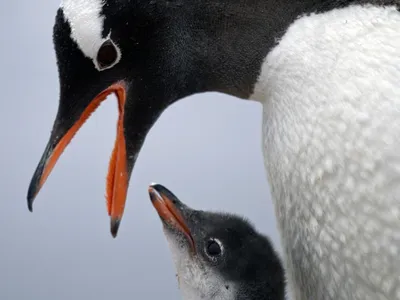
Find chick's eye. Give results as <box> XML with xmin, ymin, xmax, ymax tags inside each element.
<box><xmin>206</xmin><ymin>240</ymin><xmax>221</xmax><ymax>256</ymax></box>
<box><xmin>96</xmin><ymin>40</ymin><xmax>118</xmax><ymax>69</ymax></box>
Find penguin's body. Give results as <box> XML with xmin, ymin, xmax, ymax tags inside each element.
<box><xmin>148</xmin><ymin>183</ymin><xmax>285</xmax><ymax>300</ymax></box>
<box><xmin>252</xmin><ymin>5</ymin><xmax>400</xmax><ymax>299</ymax></box>
<box><xmin>27</xmin><ymin>0</ymin><xmax>400</xmax><ymax>299</ymax></box>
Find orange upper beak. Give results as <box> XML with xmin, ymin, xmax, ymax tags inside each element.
<box><xmin>27</xmin><ymin>82</ymin><xmax>129</xmax><ymax>237</ymax></box>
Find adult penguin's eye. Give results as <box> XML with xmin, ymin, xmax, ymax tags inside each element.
<box><xmin>206</xmin><ymin>239</ymin><xmax>222</xmax><ymax>256</ymax></box>
<box><xmin>96</xmin><ymin>39</ymin><xmax>120</xmax><ymax>70</ymax></box>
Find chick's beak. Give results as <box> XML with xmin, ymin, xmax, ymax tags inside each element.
<box><xmin>148</xmin><ymin>184</ymin><xmax>196</xmax><ymax>252</ymax></box>
<box><xmin>27</xmin><ymin>82</ymin><xmax>129</xmax><ymax>237</ymax></box>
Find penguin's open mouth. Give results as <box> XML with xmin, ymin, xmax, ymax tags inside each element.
<box><xmin>148</xmin><ymin>184</ymin><xmax>196</xmax><ymax>253</ymax></box>
<box><xmin>27</xmin><ymin>82</ymin><xmax>129</xmax><ymax>237</ymax></box>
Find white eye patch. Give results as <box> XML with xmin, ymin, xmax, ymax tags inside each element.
<box><xmin>60</xmin><ymin>0</ymin><xmax>121</xmax><ymax>71</ymax></box>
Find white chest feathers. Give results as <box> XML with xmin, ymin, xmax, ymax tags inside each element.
<box><xmin>162</xmin><ymin>230</ymin><xmax>237</xmax><ymax>300</ymax></box>
<box><xmin>251</xmin><ymin>4</ymin><xmax>400</xmax><ymax>300</ymax></box>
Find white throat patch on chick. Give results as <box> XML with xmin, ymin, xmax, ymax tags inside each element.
<box><xmin>163</xmin><ymin>229</ymin><xmax>237</xmax><ymax>300</ymax></box>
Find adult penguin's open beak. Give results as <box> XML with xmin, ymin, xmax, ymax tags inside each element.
<box><xmin>27</xmin><ymin>81</ymin><xmax>135</xmax><ymax>237</ymax></box>
<box><xmin>28</xmin><ymin>7</ymin><xmax>174</xmax><ymax>238</ymax></box>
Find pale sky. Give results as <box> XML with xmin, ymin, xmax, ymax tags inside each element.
<box><xmin>0</xmin><ymin>1</ymin><xmax>281</xmax><ymax>299</ymax></box>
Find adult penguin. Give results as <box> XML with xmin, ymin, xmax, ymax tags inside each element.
<box><xmin>28</xmin><ymin>0</ymin><xmax>400</xmax><ymax>299</ymax></box>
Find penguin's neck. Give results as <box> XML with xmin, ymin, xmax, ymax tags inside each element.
<box><xmin>164</xmin><ymin>0</ymin><xmax>360</xmax><ymax>101</ymax></box>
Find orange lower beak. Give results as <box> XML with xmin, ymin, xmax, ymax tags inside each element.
<box><xmin>27</xmin><ymin>82</ymin><xmax>129</xmax><ymax>237</ymax></box>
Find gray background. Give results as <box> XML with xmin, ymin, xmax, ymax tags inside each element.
<box><xmin>0</xmin><ymin>1</ymin><xmax>281</xmax><ymax>299</ymax></box>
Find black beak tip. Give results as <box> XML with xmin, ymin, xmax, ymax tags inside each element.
<box><xmin>149</xmin><ymin>182</ymin><xmax>162</xmax><ymax>189</ymax></box>
<box><xmin>148</xmin><ymin>183</ymin><xmax>182</xmax><ymax>207</ymax></box>
<box><xmin>110</xmin><ymin>218</ymin><xmax>121</xmax><ymax>238</ymax></box>
<box><xmin>150</xmin><ymin>183</ymin><xmax>171</xmax><ymax>194</ymax></box>
<box><xmin>27</xmin><ymin>180</ymin><xmax>38</xmax><ymax>212</ymax></box>
<box><xmin>148</xmin><ymin>183</ymin><xmax>159</xmax><ymax>201</ymax></box>
<box><xmin>27</xmin><ymin>202</ymin><xmax>33</xmax><ymax>212</ymax></box>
